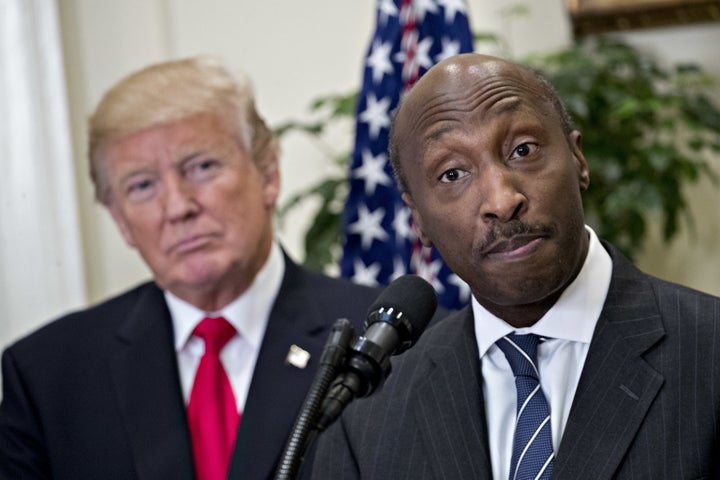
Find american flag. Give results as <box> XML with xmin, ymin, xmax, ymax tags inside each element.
<box><xmin>340</xmin><ymin>0</ymin><xmax>474</xmax><ymax>310</ymax></box>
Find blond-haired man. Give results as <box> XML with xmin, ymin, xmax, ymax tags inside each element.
<box><xmin>0</xmin><ymin>57</ymin><xmax>381</xmax><ymax>480</ymax></box>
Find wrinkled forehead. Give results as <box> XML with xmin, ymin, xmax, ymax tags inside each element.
<box><xmin>394</xmin><ymin>57</ymin><xmax>552</xmax><ymax>146</ymax></box>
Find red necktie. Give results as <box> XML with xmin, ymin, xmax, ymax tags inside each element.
<box><xmin>187</xmin><ymin>317</ymin><xmax>241</xmax><ymax>480</ymax></box>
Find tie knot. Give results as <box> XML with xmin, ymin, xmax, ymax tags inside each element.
<box><xmin>496</xmin><ymin>333</ymin><xmax>541</xmax><ymax>379</ymax></box>
<box><xmin>193</xmin><ymin>316</ymin><xmax>236</xmax><ymax>355</ymax></box>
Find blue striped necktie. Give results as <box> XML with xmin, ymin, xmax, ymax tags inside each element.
<box><xmin>496</xmin><ymin>333</ymin><xmax>555</xmax><ymax>480</ymax></box>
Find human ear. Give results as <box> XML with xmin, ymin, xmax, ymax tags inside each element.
<box><xmin>261</xmin><ymin>153</ymin><xmax>281</xmax><ymax>208</ymax></box>
<box><xmin>570</xmin><ymin>131</ymin><xmax>590</xmax><ymax>191</ymax></box>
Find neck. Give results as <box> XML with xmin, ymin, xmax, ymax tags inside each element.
<box><xmin>481</xmin><ymin>291</ymin><xmax>563</xmax><ymax>329</ymax></box>
<box><xmin>170</xmin><ymin>277</ymin><xmax>252</xmax><ymax>313</ymax></box>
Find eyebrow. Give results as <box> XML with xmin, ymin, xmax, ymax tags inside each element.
<box><xmin>178</xmin><ymin>150</ymin><xmax>206</xmax><ymax>166</ymax></box>
<box><xmin>426</xmin><ymin>124</ymin><xmax>458</xmax><ymax>143</ymax></box>
<box><xmin>116</xmin><ymin>150</ymin><xmax>209</xmax><ymax>186</ymax></box>
<box><xmin>181</xmin><ymin>140</ymin><xmax>236</xmax><ymax>163</ymax></box>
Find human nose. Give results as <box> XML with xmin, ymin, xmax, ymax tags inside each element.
<box><xmin>477</xmin><ymin>164</ymin><xmax>525</xmax><ymax>222</ymax></box>
<box><xmin>163</xmin><ymin>175</ymin><xmax>199</xmax><ymax>222</ymax></box>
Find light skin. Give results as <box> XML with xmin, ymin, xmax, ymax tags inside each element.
<box><xmin>103</xmin><ymin>111</ymin><xmax>280</xmax><ymax>312</ymax></box>
<box><xmin>394</xmin><ymin>54</ymin><xmax>590</xmax><ymax>328</ymax></box>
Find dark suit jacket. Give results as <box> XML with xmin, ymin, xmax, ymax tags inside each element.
<box><xmin>309</xmin><ymin>243</ymin><xmax>720</xmax><ymax>480</ymax></box>
<box><xmin>0</xmin><ymin>255</ymin><xmax>383</xmax><ymax>480</ymax></box>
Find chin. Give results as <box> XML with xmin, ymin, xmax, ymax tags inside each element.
<box><xmin>165</xmin><ymin>260</ymin><xmax>230</xmax><ymax>289</ymax></box>
<box><xmin>478</xmin><ymin>269</ymin><xmax>563</xmax><ymax>305</ymax></box>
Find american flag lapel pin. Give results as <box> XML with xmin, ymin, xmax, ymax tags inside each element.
<box><xmin>285</xmin><ymin>344</ymin><xmax>311</xmax><ymax>369</ymax></box>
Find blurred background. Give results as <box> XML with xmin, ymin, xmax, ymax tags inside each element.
<box><xmin>2</xmin><ymin>0</ymin><xmax>719</xmax><ymax>350</ymax></box>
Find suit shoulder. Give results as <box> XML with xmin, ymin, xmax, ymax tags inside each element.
<box><xmin>5</xmin><ymin>281</ymin><xmax>160</xmax><ymax>355</ymax></box>
<box><xmin>288</xmin><ymin>265</ymin><xmax>383</xmax><ymax>310</ymax></box>
<box><xmin>649</xmin><ymin>276</ymin><xmax>720</xmax><ymax>322</ymax></box>
<box><xmin>606</xmin><ymin>241</ymin><xmax>719</xmax><ymax>316</ymax></box>
<box><xmin>303</xmin><ymin>268</ymin><xmax>381</xmax><ymax>297</ymax></box>
<box><xmin>651</xmin><ymin>276</ymin><xmax>719</xmax><ymax>302</ymax></box>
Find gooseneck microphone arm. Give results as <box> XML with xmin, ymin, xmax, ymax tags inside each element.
<box><xmin>316</xmin><ymin>275</ymin><xmax>437</xmax><ymax>431</ymax></box>
<box><xmin>315</xmin><ymin>308</ymin><xmax>405</xmax><ymax>431</ymax></box>
<box><xmin>274</xmin><ymin>275</ymin><xmax>438</xmax><ymax>480</ymax></box>
<box><xmin>274</xmin><ymin>318</ymin><xmax>355</xmax><ymax>480</ymax></box>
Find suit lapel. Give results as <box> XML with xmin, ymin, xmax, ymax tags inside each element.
<box><xmin>107</xmin><ymin>284</ymin><xmax>195</xmax><ymax>480</ymax></box>
<box><xmin>229</xmin><ymin>260</ymin><xmax>330</xmax><ymax>480</ymax></box>
<box><xmin>554</xmin><ymin>246</ymin><xmax>665</xmax><ymax>480</ymax></box>
<box><xmin>413</xmin><ymin>309</ymin><xmax>494</xmax><ymax>480</ymax></box>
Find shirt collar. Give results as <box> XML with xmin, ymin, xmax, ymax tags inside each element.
<box><xmin>167</xmin><ymin>242</ymin><xmax>285</xmax><ymax>352</ymax></box>
<box><xmin>473</xmin><ymin>225</ymin><xmax>612</xmax><ymax>357</ymax></box>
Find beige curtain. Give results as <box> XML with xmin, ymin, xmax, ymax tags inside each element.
<box><xmin>0</xmin><ymin>0</ymin><xmax>86</xmax><ymax>351</ymax></box>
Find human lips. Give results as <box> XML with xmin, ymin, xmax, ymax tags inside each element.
<box><xmin>481</xmin><ymin>235</ymin><xmax>545</xmax><ymax>258</ymax></box>
<box><xmin>167</xmin><ymin>233</ymin><xmax>218</xmax><ymax>254</ymax></box>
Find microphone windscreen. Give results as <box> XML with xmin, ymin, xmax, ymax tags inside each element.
<box><xmin>368</xmin><ymin>274</ymin><xmax>437</xmax><ymax>343</ymax></box>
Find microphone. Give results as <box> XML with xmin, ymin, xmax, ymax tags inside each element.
<box><xmin>315</xmin><ymin>274</ymin><xmax>437</xmax><ymax>431</ymax></box>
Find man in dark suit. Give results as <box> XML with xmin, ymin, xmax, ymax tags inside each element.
<box><xmin>0</xmin><ymin>56</ymin><xmax>382</xmax><ymax>480</ymax></box>
<box><xmin>309</xmin><ymin>53</ymin><xmax>720</xmax><ymax>479</ymax></box>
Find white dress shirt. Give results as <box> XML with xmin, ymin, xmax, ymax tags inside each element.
<box><xmin>166</xmin><ymin>242</ymin><xmax>285</xmax><ymax>412</ymax></box>
<box><xmin>473</xmin><ymin>226</ymin><xmax>612</xmax><ymax>480</ymax></box>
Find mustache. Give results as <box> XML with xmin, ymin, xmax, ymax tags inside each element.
<box><xmin>475</xmin><ymin>220</ymin><xmax>556</xmax><ymax>253</ymax></box>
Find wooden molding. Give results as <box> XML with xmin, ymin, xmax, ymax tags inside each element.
<box><xmin>565</xmin><ymin>0</ymin><xmax>720</xmax><ymax>36</ymax></box>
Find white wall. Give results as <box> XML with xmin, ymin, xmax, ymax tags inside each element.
<box><xmin>0</xmin><ymin>0</ymin><xmax>86</xmax><ymax>351</ymax></box>
<box><xmin>49</xmin><ymin>0</ymin><xmax>719</xmax><ymax>331</ymax></box>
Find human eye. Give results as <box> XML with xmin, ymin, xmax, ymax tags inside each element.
<box><xmin>124</xmin><ymin>176</ymin><xmax>157</xmax><ymax>203</ymax></box>
<box><xmin>439</xmin><ymin>168</ymin><xmax>469</xmax><ymax>183</ymax></box>
<box><xmin>185</xmin><ymin>158</ymin><xmax>221</xmax><ymax>182</ymax></box>
<box><xmin>509</xmin><ymin>142</ymin><xmax>538</xmax><ymax>160</ymax></box>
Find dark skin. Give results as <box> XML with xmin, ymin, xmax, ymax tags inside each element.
<box><xmin>393</xmin><ymin>54</ymin><xmax>590</xmax><ymax>328</ymax></box>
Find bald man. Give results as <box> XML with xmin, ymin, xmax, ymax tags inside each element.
<box><xmin>307</xmin><ymin>54</ymin><xmax>720</xmax><ymax>480</ymax></box>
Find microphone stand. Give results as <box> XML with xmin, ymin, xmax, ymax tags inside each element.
<box><xmin>273</xmin><ymin>318</ymin><xmax>354</xmax><ymax>480</ymax></box>
<box><xmin>274</xmin><ymin>274</ymin><xmax>437</xmax><ymax>479</ymax></box>
<box><xmin>314</xmin><ymin>328</ymin><xmax>392</xmax><ymax>431</ymax></box>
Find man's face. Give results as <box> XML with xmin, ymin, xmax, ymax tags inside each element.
<box><xmin>104</xmin><ymin>112</ymin><xmax>279</xmax><ymax>307</ymax></box>
<box><xmin>396</xmin><ymin>56</ymin><xmax>590</xmax><ymax>320</ymax></box>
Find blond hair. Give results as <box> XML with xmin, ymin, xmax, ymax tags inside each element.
<box><xmin>88</xmin><ymin>56</ymin><xmax>278</xmax><ymax>204</ymax></box>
